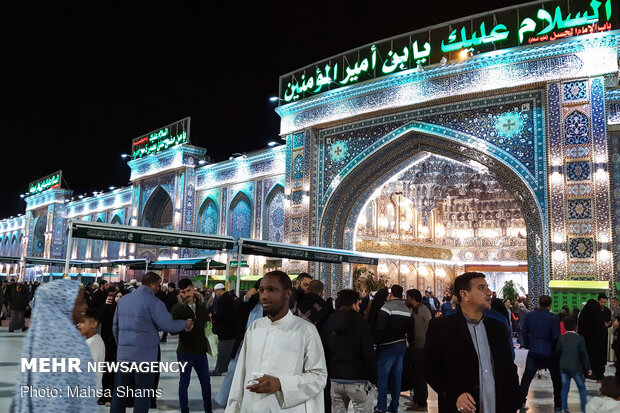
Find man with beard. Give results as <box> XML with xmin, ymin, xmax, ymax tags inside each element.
<box><xmin>171</xmin><ymin>278</ymin><xmax>212</xmax><ymax>413</ymax></box>
<box><xmin>90</xmin><ymin>280</ymin><xmax>109</xmax><ymax>308</ymax></box>
<box><xmin>289</xmin><ymin>272</ymin><xmax>312</xmax><ymax>310</ymax></box>
<box><xmin>226</xmin><ymin>271</ymin><xmax>327</xmax><ymax>412</ymax></box>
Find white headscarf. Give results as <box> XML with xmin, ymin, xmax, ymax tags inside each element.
<box><xmin>11</xmin><ymin>278</ymin><xmax>96</xmax><ymax>413</ymax></box>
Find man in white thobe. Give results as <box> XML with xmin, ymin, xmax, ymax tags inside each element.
<box><xmin>226</xmin><ymin>271</ymin><xmax>327</xmax><ymax>413</ymax></box>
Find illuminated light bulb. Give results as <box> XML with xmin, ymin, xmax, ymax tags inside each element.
<box><xmin>598</xmin><ymin>249</ymin><xmax>611</xmax><ymax>260</ymax></box>
<box><xmin>436</xmin><ymin>268</ymin><xmax>446</xmax><ymax>278</ymax></box>
<box><xmin>459</xmin><ymin>49</ymin><xmax>469</xmax><ymax>59</ymax></box>
<box><xmin>552</xmin><ymin>249</ymin><xmax>565</xmax><ymax>260</ymax></box>
<box><xmin>550</xmin><ymin>172</ymin><xmax>563</xmax><ymax>184</ymax></box>
<box><xmin>596</xmin><ymin>168</ymin><xmax>607</xmax><ymax>180</ymax></box>
<box><xmin>598</xmin><ymin>233</ymin><xmax>609</xmax><ymax>243</ymax></box>
<box><xmin>553</xmin><ymin>233</ymin><xmax>564</xmax><ymax>244</ymax></box>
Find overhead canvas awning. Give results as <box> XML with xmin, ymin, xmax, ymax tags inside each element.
<box><xmin>0</xmin><ymin>256</ymin><xmax>21</xmax><ymax>264</ymax></box>
<box><xmin>128</xmin><ymin>257</ymin><xmax>227</xmax><ymax>270</ymax></box>
<box><xmin>237</xmin><ymin>238</ymin><xmax>379</xmax><ymax>265</ymax></box>
<box><xmin>68</xmin><ymin>220</ymin><xmax>235</xmax><ymax>251</ymax></box>
<box><xmin>109</xmin><ymin>259</ymin><xmax>149</xmax><ymax>266</ymax></box>
<box><xmin>25</xmin><ymin>256</ymin><xmax>105</xmax><ymax>268</ymax></box>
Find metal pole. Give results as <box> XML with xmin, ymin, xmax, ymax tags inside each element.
<box><xmin>64</xmin><ymin>222</ymin><xmax>74</xmax><ymax>278</ymax></box>
<box><xmin>205</xmin><ymin>258</ymin><xmax>211</xmax><ymax>289</ymax></box>
<box><xmin>145</xmin><ymin>259</ymin><xmax>149</xmax><ymax>273</ymax></box>
<box><xmin>235</xmin><ymin>240</ymin><xmax>243</xmax><ymax>294</ymax></box>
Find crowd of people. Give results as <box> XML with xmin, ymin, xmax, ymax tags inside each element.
<box><xmin>3</xmin><ymin>271</ymin><xmax>620</xmax><ymax>413</ymax></box>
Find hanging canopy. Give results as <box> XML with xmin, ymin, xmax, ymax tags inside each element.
<box><xmin>25</xmin><ymin>256</ymin><xmax>105</xmax><ymax>268</ymax></box>
<box><xmin>128</xmin><ymin>257</ymin><xmax>227</xmax><ymax>270</ymax></box>
<box><xmin>109</xmin><ymin>258</ymin><xmax>149</xmax><ymax>266</ymax></box>
<box><xmin>237</xmin><ymin>238</ymin><xmax>379</xmax><ymax>265</ymax></box>
<box><xmin>68</xmin><ymin>220</ymin><xmax>235</xmax><ymax>250</ymax></box>
<box><xmin>0</xmin><ymin>255</ymin><xmax>21</xmax><ymax>264</ymax></box>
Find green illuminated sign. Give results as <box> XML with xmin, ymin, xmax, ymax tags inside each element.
<box><xmin>131</xmin><ymin>117</ymin><xmax>191</xmax><ymax>159</ymax></box>
<box><xmin>28</xmin><ymin>171</ymin><xmax>62</xmax><ymax>195</ymax></box>
<box><xmin>229</xmin><ymin>260</ymin><xmax>248</xmax><ymax>267</ymax></box>
<box><xmin>280</xmin><ymin>0</ymin><xmax>616</xmax><ymax>103</ymax></box>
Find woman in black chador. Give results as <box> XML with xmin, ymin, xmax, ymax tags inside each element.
<box><xmin>578</xmin><ymin>299</ymin><xmax>607</xmax><ymax>380</ymax></box>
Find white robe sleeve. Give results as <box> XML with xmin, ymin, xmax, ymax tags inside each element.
<box><xmin>225</xmin><ymin>338</ymin><xmax>248</xmax><ymax>413</ymax></box>
<box><xmin>276</xmin><ymin>324</ymin><xmax>327</xmax><ymax>410</ymax></box>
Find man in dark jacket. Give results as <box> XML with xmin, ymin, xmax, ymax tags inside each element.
<box><xmin>8</xmin><ymin>280</ymin><xmax>30</xmax><ymax>332</ymax></box>
<box><xmin>374</xmin><ymin>284</ymin><xmax>413</xmax><ymax>413</ymax></box>
<box><xmin>423</xmin><ymin>272</ymin><xmax>519</xmax><ymax>413</ymax></box>
<box><xmin>210</xmin><ymin>283</ymin><xmax>236</xmax><ymax>375</ymax></box>
<box><xmin>171</xmin><ymin>278</ymin><xmax>212</xmax><ymax>413</ymax></box>
<box><xmin>519</xmin><ymin>294</ymin><xmax>561</xmax><ymax>412</ymax></box>
<box><xmin>321</xmin><ymin>289</ymin><xmax>376</xmax><ymax>413</ymax></box>
<box><xmin>289</xmin><ymin>272</ymin><xmax>312</xmax><ymax>310</ymax></box>
<box><xmin>90</xmin><ymin>280</ymin><xmax>109</xmax><ymax>308</ymax></box>
<box><xmin>295</xmin><ymin>279</ymin><xmax>332</xmax><ymax>332</ymax></box>
<box><xmin>159</xmin><ymin>282</ymin><xmax>179</xmax><ymax>343</ymax></box>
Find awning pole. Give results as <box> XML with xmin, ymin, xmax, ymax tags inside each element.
<box><xmin>145</xmin><ymin>258</ymin><xmax>149</xmax><ymax>273</ymax></box>
<box><xmin>64</xmin><ymin>222</ymin><xmax>74</xmax><ymax>278</ymax></box>
<box><xmin>205</xmin><ymin>258</ymin><xmax>211</xmax><ymax>289</ymax></box>
<box><xmin>235</xmin><ymin>240</ymin><xmax>243</xmax><ymax>294</ymax></box>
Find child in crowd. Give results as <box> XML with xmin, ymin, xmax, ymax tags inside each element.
<box><xmin>585</xmin><ymin>376</ymin><xmax>620</xmax><ymax>412</ymax></box>
<box><xmin>78</xmin><ymin>307</ymin><xmax>106</xmax><ymax>391</ymax></box>
<box><xmin>556</xmin><ymin>315</ymin><xmax>591</xmax><ymax>413</ymax></box>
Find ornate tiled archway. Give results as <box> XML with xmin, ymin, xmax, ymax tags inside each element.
<box><xmin>318</xmin><ymin>126</ymin><xmax>547</xmax><ymax>305</ymax></box>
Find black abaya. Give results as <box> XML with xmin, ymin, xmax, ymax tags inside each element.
<box><xmin>578</xmin><ymin>299</ymin><xmax>607</xmax><ymax>379</ymax></box>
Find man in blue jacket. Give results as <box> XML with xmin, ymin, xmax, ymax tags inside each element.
<box><xmin>518</xmin><ymin>295</ymin><xmax>561</xmax><ymax>412</ymax></box>
<box><xmin>111</xmin><ymin>272</ymin><xmax>193</xmax><ymax>413</ymax></box>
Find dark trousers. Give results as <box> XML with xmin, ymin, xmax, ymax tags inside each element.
<box><xmin>519</xmin><ymin>352</ymin><xmax>561</xmax><ymax>408</ymax></box>
<box><xmin>411</xmin><ymin>348</ymin><xmax>428</xmax><ymax>407</ymax></box>
<box><xmin>177</xmin><ymin>352</ymin><xmax>213</xmax><ymax>413</ymax></box>
<box><xmin>213</xmin><ymin>338</ymin><xmax>234</xmax><ymax>374</ymax></box>
<box><xmin>376</xmin><ymin>341</ymin><xmax>406</xmax><ymax>412</ymax></box>
<box><xmin>110</xmin><ymin>371</ymin><xmax>155</xmax><ymax>413</ymax></box>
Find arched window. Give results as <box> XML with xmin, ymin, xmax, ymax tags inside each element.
<box><xmin>31</xmin><ymin>212</ymin><xmax>47</xmax><ymax>257</ymax></box>
<box><xmin>229</xmin><ymin>193</ymin><xmax>252</xmax><ymax>240</ymax></box>
<box><xmin>91</xmin><ymin>218</ymin><xmax>104</xmax><ymax>260</ymax></box>
<box><xmin>142</xmin><ymin>186</ymin><xmax>174</xmax><ymax>230</ymax></box>
<box><xmin>264</xmin><ymin>186</ymin><xmax>284</xmax><ymax>242</ymax></box>
<box><xmin>199</xmin><ymin>198</ymin><xmax>219</xmax><ymax>235</ymax></box>
<box><xmin>1</xmin><ymin>237</ymin><xmax>8</xmax><ymax>255</ymax></box>
<box><xmin>107</xmin><ymin>215</ymin><xmax>123</xmax><ymax>260</ymax></box>
<box><xmin>10</xmin><ymin>235</ymin><xmax>18</xmax><ymax>257</ymax></box>
<box><xmin>292</xmin><ymin>155</ymin><xmax>304</xmax><ymax>180</ymax></box>
<box><xmin>76</xmin><ymin>216</ymin><xmax>91</xmax><ymax>259</ymax></box>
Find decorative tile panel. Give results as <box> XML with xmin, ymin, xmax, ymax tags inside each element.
<box><xmin>566</xmin><ymin>161</ymin><xmax>591</xmax><ymax>181</ymax></box>
<box><xmin>291</xmin><ymin>191</ymin><xmax>303</xmax><ymax>205</ymax></box>
<box><xmin>562</xmin><ymin>80</ymin><xmax>587</xmax><ymax>102</ymax></box>
<box><xmin>564</xmin><ymin>111</ymin><xmax>590</xmax><ymax>145</ymax></box>
<box><xmin>567</xmin><ymin>199</ymin><xmax>592</xmax><ymax>220</ymax></box>
<box><xmin>568</xmin><ymin>237</ymin><xmax>594</xmax><ymax>259</ymax></box>
<box><xmin>290</xmin><ymin>217</ymin><xmax>302</xmax><ymax>233</ymax></box>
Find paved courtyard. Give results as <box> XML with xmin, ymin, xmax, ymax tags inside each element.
<box><xmin>0</xmin><ymin>322</ymin><xmax>615</xmax><ymax>412</ymax></box>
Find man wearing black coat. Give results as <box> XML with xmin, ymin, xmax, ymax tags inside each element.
<box><xmin>295</xmin><ymin>280</ymin><xmax>332</xmax><ymax>332</ymax></box>
<box><xmin>423</xmin><ymin>272</ymin><xmax>519</xmax><ymax>413</ymax></box>
<box><xmin>320</xmin><ymin>289</ymin><xmax>376</xmax><ymax>413</ymax></box>
<box><xmin>210</xmin><ymin>283</ymin><xmax>236</xmax><ymax>375</ymax></box>
<box><xmin>159</xmin><ymin>282</ymin><xmax>179</xmax><ymax>343</ymax></box>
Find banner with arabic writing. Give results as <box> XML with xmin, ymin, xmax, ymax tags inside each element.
<box><xmin>279</xmin><ymin>0</ymin><xmax>616</xmax><ymax>103</ymax></box>
<box><xmin>131</xmin><ymin>117</ymin><xmax>191</xmax><ymax>159</ymax></box>
<box><xmin>28</xmin><ymin>170</ymin><xmax>62</xmax><ymax>195</ymax></box>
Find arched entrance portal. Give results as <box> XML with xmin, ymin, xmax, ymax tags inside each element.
<box><xmin>356</xmin><ymin>154</ymin><xmax>528</xmax><ymax>296</ymax></box>
<box><xmin>319</xmin><ymin>126</ymin><xmax>546</xmax><ymax>306</ymax></box>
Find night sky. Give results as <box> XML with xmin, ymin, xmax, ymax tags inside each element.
<box><xmin>0</xmin><ymin>0</ymin><xmax>530</xmax><ymax>218</ymax></box>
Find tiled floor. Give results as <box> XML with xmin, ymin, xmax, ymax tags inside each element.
<box><xmin>0</xmin><ymin>321</ymin><xmax>615</xmax><ymax>412</ymax></box>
